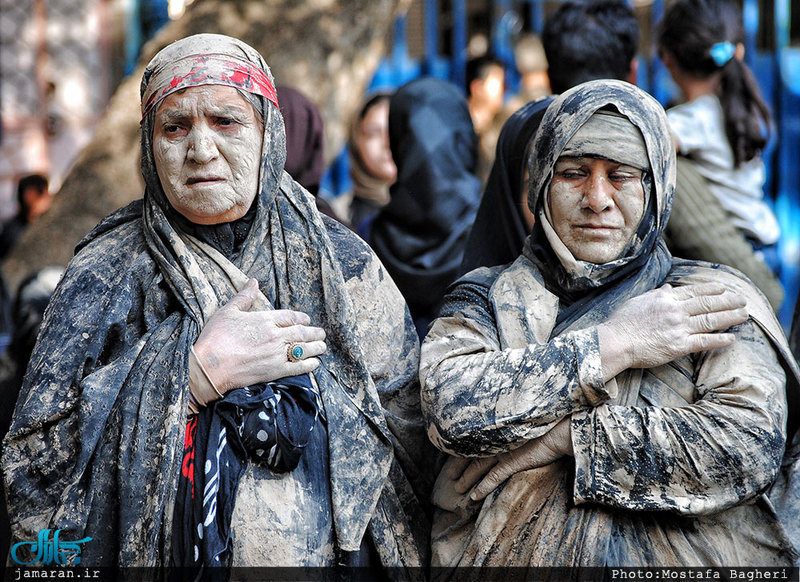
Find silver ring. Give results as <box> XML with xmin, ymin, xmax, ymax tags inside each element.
<box><xmin>287</xmin><ymin>343</ymin><xmax>304</xmax><ymax>362</ymax></box>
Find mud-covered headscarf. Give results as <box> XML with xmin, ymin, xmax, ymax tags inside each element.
<box><xmin>139</xmin><ymin>34</ymin><xmax>284</xmax><ymax>256</ymax></box>
<box><xmin>522</xmin><ymin>79</ymin><xmax>676</xmax><ymax>326</ymax></box>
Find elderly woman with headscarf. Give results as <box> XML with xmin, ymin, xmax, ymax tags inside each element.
<box><xmin>368</xmin><ymin>77</ymin><xmax>482</xmax><ymax>338</ymax></box>
<box><xmin>420</xmin><ymin>80</ymin><xmax>800</xmax><ymax>568</ymax></box>
<box><xmin>2</xmin><ymin>34</ymin><xmax>433</xmax><ymax>573</ymax></box>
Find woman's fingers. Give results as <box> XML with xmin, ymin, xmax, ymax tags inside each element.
<box><xmin>445</xmin><ymin>456</ymin><xmax>472</xmax><ymax>480</ymax></box>
<box><xmin>270</xmin><ymin>308</ymin><xmax>312</xmax><ymax>327</ymax></box>
<box><xmin>470</xmin><ymin>459</ymin><xmax>518</xmax><ymax>501</ymax></box>
<box><xmin>285</xmin><ymin>340</ymin><xmax>327</xmax><ymax>362</ymax></box>
<box><xmin>286</xmin><ymin>323</ymin><xmax>327</xmax><ymax>343</ymax></box>
<box><xmin>454</xmin><ymin>457</ymin><xmax>498</xmax><ymax>494</ymax></box>
<box><xmin>222</xmin><ymin>278</ymin><xmax>260</xmax><ymax>312</ymax></box>
<box><xmin>668</xmin><ymin>282</ymin><xmax>725</xmax><ymax>302</ymax></box>
<box><xmin>690</xmin><ymin>307</ymin><xmax>748</xmax><ymax>334</ymax></box>
<box><xmin>284</xmin><ymin>356</ymin><xmax>322</xmax><ymax>375</ymax></box>
<box><xmin>469</xmin><ymin>422</ymin><xmax>572</xmax><ymax>501</ymax></box>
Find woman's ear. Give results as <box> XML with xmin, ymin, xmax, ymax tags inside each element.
<box><xmin>659</xmin><ymin>49</ymin><xmax>674</xmax><ymax>70</ymax></box>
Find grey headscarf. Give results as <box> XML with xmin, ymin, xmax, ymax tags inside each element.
<box><xmin>523</xmin><ymin>79</ymin><xmax>676</xmax><ymax>310</ymax></box>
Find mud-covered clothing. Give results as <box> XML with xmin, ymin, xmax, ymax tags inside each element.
<box><xmin>420</xmin><ymin>79</ymin><xmax>800</xmax><ymax>569</ymax></box>
<box><xmin>420</xmin><ymin>257</ymin><xmax>799</xmax><ymax>567</ymax></box>
<box><xmin>2</xmin><ymin>34</ymin><xmax>433</xmax><ymax>572</ymax></box>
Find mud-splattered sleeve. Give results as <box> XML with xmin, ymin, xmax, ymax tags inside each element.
<box><xmin>572</xmin><ymin>319</ymin><xmax>787</xmax><ymax>516</ymax></box>
<box><xmin>420</xmin><ymin>279</ymin><xmax>608</xmax><ymax>458</ymax></box>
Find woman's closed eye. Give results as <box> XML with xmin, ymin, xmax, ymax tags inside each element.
<box><xmin>608</xmin><ymin>170</ymin><xmax>642</xmax><ymax>183</ymax></box>
<box><xmin>556</xmin><ymin>169</ymin><xmax>586</xmax><ymax>180</ymax></box>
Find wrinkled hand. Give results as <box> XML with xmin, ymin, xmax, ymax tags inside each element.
<box><xmin>468</xmin><ymin>418</ymin><xmax>573</xmax><ymax>501</ymax></box>
<box><xmin>597</xmin><ymin>282</ymin><xmax>747</xmax><ymax>377</ymax></box>
<box><xmin>446</xmin><ymin>456</ymin><xmax>499</xmax><ymax>495</ymax></box>
<box><xmin>431</xmin><ymin>456</ymin><xmax>495</xmax><ymax>512</ymax></box>
<box><xmin>193</xmin><ymin>279</ymin><xmax>327</xmax><ymax>392</ymax></box>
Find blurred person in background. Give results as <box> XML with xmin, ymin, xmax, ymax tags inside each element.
<box><xmin>502</xmin><ymin>34</ymin><xmax>550</xmax><ymax>117</ymax></box>
<box><xmin>368</xmin><ymin>77</ymin><xmax>481</xmax><ymax>338</ymax></box>
<box><xmin>657</xmin><ymin>0</ymin><xmax>781</xmax><ymax>277</ymax></box>
<box><xmin>465</xmin><ymin>54</ymin><xmax>506</xmax><ymax>182</ymax></box>
<box><xmin>461</xmin><ymin>96</ymin><xmax>554</xmax><ymax>275</ymax></box>
<box><xmin>0</xmin><ymin>174</ymin><xmax>52</xmax><ymax>357</ymax></box>
<box><xmin>0</xmin><ymin>174</ymin><xmax>52</xmax><ymax>261</ymax></box>
<box><xmin>542</xmin><ymin>0</ymin><xmax>639</xmax><ymax>94</ymax></box>
<box><xmin>278</xmin><ymin>85</ymin><xmax>344</xmax><ymax>224</ymax></box>
<box><xmin>332</xmin><ymin>91</ymin><xmax>396</xmax><ymax>234</ymax></box>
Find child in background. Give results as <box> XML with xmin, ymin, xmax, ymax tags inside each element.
<box><xmin>657</xmin><ymin>0</ymin><xmax>780</xmax><ymax>271</ymax></box>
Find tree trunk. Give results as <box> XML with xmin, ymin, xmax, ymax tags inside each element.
<box><xmin>3</xmin><ymin>0</ymin><xmax>406</xmax><ymax>291</ymax></box>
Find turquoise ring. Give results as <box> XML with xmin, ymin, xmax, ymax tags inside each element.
<box><xmin>288</xmin><ymin>343</ymin><xmax>305</xmax><ymax>362</ymax></box>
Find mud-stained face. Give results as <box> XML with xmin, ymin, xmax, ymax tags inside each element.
<box><xmin>548</xmin><ymin>156</ymin><xmax>645</xmax><ymax>264</ymax></box>
<box><xmin>153</xmin><ymin>85</ymin><xmax>263</xmax><ymax>225</ymax></box>
<box><xmin>521</xmin><ymin>138</ymin><xmax>536</xmax><ymax>230</ymax></box>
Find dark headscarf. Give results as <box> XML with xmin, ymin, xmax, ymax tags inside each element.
<box><xmin>278</xmin><ymin>85</ymin><xmax>325</xmax><ymax>195</ymax></box>
<box><xmin>460</xmin><ymin>96</ymin><xmax>555</xmax><ymax>274</ymax></box>
<box><xmin>277</xmin><ymin>84</ymin><xmax>344</xmax><ymax>223</ymax></box>
<box><xmin>369</xmin><ymin>77</ymin><xmax>481</xmax><ymax>332</ymax></box>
